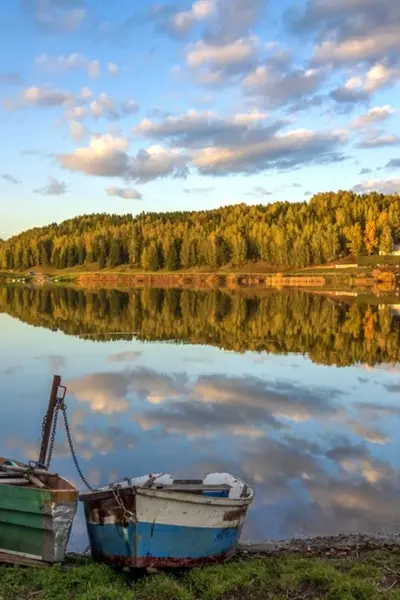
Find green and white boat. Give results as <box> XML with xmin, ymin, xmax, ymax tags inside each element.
<box><xmin>0</xmin><ymin>376</ymin><xmax>78</xmax><ymax>566</ymax></box>
<box><xmin>0</xmin><ymin>458</ymin><xmax>78</xmax><ymax>565</ymax></box>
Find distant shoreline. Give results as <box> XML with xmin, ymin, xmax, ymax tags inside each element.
<box><xmin>1</xmin><ymin>264</ymin><xmax>398</xmax><ymax>294</ymax></box>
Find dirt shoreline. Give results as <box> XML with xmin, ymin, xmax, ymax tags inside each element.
<box><xmin>237</xmin><ymin>533</ymin><xmax>400</xmax><ymax>558</ymax></box>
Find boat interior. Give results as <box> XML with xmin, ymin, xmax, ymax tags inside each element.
<box><xmin>0</xmin><ymin>457</ymin><xmax>76</xmax><ymax>491</ymax></box>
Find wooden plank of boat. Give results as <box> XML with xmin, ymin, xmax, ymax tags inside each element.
<box><xmin>0</xmin><ymin>464</ymin><xmax>58</xmax><ymax>478</ymax></box>
<box><xmin>0</xmin><ymin>550</ymin><xmax>53</xmax><ymax>568</ymax></box>
<box><xmin>0</xmin><ymin>479</ymin><xmax>28</xmax><ymax>486</ymax></box>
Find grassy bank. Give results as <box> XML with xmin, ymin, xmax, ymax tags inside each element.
<box><xmin>1</xmin><ymin>551</ymin><xmax>400</xmax><ymax>599</ymax></box>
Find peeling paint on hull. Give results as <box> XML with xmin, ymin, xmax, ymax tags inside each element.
<box><xmin>81</xmin><ymin>480</ymin><xmax>253</xmax><ymax>568</ymax></box>
<box><xmin>86</xmin><ymin>521</ymin><xmax>241</xmax><ymax>568</ymax></box>
<box><xmin>0</xmin><ymin>475</ymin><xmax>78</xmax><ymax>564</ymax></box>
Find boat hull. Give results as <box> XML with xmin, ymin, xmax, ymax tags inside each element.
<box><xmin>0</xmin><ymin>478</ymin><xmax>78</xmax><ymax>564</ymax></box>
<box><xmin>81</xmin><ymin>486</ymin><xmax>252</xmax><ymax>568</ymax></box>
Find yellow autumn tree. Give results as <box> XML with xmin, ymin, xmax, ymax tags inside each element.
<box><xmin>364</xmin><ymin>220</ymin><xmax>378</xmax><ymax>255</ymax></box>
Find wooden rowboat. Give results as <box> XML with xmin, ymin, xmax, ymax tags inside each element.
<box><xmin>0</xmin><ymin>458</ymin><xmax>78</xmax><ymax>565</ymax></box>
<box><xmin>0</xmin><ymin>376</ymin><xmax>78</xmax><ymax>566</ymax></box>
<box><xmin>80</xmin><ymin>472</ymin><xmax>253</xmax><ymax>568</ymax></box>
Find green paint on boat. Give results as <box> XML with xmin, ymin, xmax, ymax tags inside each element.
<box><xmin>0</xmin><ymin>472</ymin><xmax>78</xmax><ymax>564</ymax></box>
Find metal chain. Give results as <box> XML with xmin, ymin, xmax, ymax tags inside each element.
<box><xmin>61</xmin><ymin>404</ymin><xmax>94</xmax><ymax>492</ymax></box>
<box><xmin>38</xmin><ymin>413</ymin><xmax>48</xmax><ymax>467</ymax></box>
<box><xmin>111</xmin><ymin>485</ymin><xmax>136</xmax><ymax>522</ymax></box>
<box><xmin>45</xmin><ymin>406</ymin><xmax>59</xmax><ymax>469</ymax></box>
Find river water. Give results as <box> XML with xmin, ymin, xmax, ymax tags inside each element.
<box><xmin>1</xmin><ymin>285</ymin><xmax>400</xmax><ymax>549</ymax></box>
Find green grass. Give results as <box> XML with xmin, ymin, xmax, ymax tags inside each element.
<box><xmin>357</xmin><ymin>255</ymin><xmax>400</xmax><ymax>266</ymax></box>
<box><xmin>1</xmin><ymin>551</ymin><xmax>400</xmax><ymax>600</ymax></box>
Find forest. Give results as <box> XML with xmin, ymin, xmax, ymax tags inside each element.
<box><xmin>0</xmin><ymin>191</ymin><xmax>399</xmax><ymax>271</ymax></box>
<box><xmin>0</xmin><ymin>285</ymin><xmax>398</xmax><ymax>367</ymax></box>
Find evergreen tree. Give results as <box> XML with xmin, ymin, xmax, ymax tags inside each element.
<box><xmin>109</xmin><ymin>239</ymin><xmax>122</xmax><ymax>268</ymax></box>
<box><xmin>98</xmin><ymin>248</ymin><xmax>106</xmax><ymax>269</ymax></box>
<box><xmin>147</xmin><ymin>241</ymin><xmax>161</xmax><ymax>271</ymax></box>
<box><xmin>40</xmin><ymin>244</ymin><xmax>50</xmax><ymax>267</ymax></box>
<box><xmin>165</xmin><ymin>241</ymin><xmax>180</xmax><ymax>270</ymax></box>
<box><xmin>67</xmin><ymin>246</ymin><xmax>76</xmax><ymax>268</ymax></box>
<box><xmin>78</xmin><ymin>243</ymin><xmax>86</xmax><ymax>265</ymax></box>
<box><xmin>58</xmin><ymin>251</ymin><xmax>66</xmax><ymax>269</ymax></box>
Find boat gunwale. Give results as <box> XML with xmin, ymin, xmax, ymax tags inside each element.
<box><xmin>80</xmin><ymin>485</ymin><xmax>254</xmax><ymax>507</ymax></box>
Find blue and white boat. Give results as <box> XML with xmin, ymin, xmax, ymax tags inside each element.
<box><xmin>80</xmin><ymin>472</ymin><xmax>253</xmax><ymax>568</ymax></box>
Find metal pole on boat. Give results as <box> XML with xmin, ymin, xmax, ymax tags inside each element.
<box><xmin>38</xmin><ymin>375</ymin><xmax>61</xmax><ymax>468</ymax></box>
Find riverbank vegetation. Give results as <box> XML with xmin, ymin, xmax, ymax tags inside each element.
<box><xmin>1</xmin><ymin>550</ymin><xmax>400</xmax><ymax>599</ymax></box>
<box><xmin>1</xmin><ymin>192</ymin><xmax>399</xmax><ymax>272</ymax></box>
<box><xmin>1</xmin><ymin>286</ymin><xmax>399</xmax><ymax>366</ymax></box>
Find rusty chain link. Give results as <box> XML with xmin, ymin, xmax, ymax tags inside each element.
<box><xmin>45</xmin><ymin>405</ymin><xmax>59</xmax><ymax>469</ymax></box>
<box><xmin>61</xmin><ymin>403</ymin><xmax>94</xmax><ymax>492</ymax></box>
<box><xmin>111</xmin><ymin>484</ymin><xmax>136</xmax><ymax>523</ymax></box>
<box><xmin>38</xmin><ymin>389</ymin><xmax>93</xmax><ymax>491</ymax></box>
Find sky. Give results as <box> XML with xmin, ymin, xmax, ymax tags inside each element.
<box><xmin>0</xmin><ymin>0</ymin><xmax>400</xmax><ymax>239</ymax></box>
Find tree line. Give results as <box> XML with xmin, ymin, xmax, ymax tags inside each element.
<box><xmin>0</xmin><ymin>285</ymin><xmax>398</xmax><ymax>367</ymax></box>
<box><xmin>0</xmin><ymin>191</ymin><xmax>399</xmax><ymax>271</ymax></box>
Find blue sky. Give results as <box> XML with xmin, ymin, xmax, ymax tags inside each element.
<box><xmin>1</xmin><ymin>0</ymin><xmax>399</xmax><ymax>238</ymax></box>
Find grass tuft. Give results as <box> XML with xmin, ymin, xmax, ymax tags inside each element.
<box><xmin>134</xmin><ymin>573</ymin><xmax>194</xmax><ymax>600</ymax></box>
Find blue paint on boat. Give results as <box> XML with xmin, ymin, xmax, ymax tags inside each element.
<box><xmin>87</xmin><ymin>521</ymin><xmax>241</xmax><ymax>559</ymax></box>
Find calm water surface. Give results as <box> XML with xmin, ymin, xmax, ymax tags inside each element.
<box><xmin>1</xmin><ymin>285</ymin><xmax>400</xmax><ymax>550</ymax></box>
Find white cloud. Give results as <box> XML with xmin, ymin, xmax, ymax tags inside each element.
<box><xmin>331</xmin><ymin>63</ymin><xmax>400</xmax><ymax>103</ymax></box>
<box><xmin>22</xmin><ymin>86</ymin><xmax>71</xmax><ymax>107</ymax></box>
<box><xmin>357</xmin><ymin>133</ymin><xmax>400</xmax><ymax>148</ymax></box>
<box><xmin>107</xmin><ymin>62</ymin><xmax>119</xmax><ymax>75</ymax></box>
<box><xmin>244</xmin><ymin>64</ymin><xmax>324</xmax><ymax>106</ymax></box>
<box><xmin>313</xmin><ymin>25</ymin><xmax>400</xmax><ymax>65</ymax></box>
<box><xmin>22</xmin><ymin>0</ymin><xmax>86</xmax><ymax>33</ymax></box>
<box><xmin>58</xmin><ymin>134</ymin><xmax>130</xmax><ymax>177</ymax></box>
<box><xmin>128</xmin><ymin>145</ymin><xmax>190</xmax><ymax>183</ymax></box>
<box><xmin>187</xmin><ymin>37</ymin><xmax>257</xmax><ymax>70</ymax></box>
<box><xmin>134</xmin><ymin>110</ymin><xmax>348</xmax><ymax>176</ymax></box>
<box><xmin>34</xmin><ymin>176</ymin><xmax>68</xmax><ymax>195</ymax></box>
<box><xmin>58</xmin><ymin>134</ymin><xmax>189</xmax><ymax>182</ymax></box>
<box><xmin>172</xmin><ymin>0</ymin><xmax>216</xmax><ymax>34</ymax></box>
<box><xmin>64</xmin><ymin>105</ymin><xmax>87</xmax><ymax>120</ymax></box>
<box><xmin>232</xmin><ymin>109</ymin><xmax>268</xmax><ymax>124</ymax></box>
<box><xmin>105</xmin><ymin>187</ymin><xmax>142</xmax><ymax>200</ymax></box>
<box><xmin>351</xmin><ymin>105</ymin><xmax>395</xmax><ymax>128</ymax></box>
<box><xmin>245</xmin><ymin>186</ymin><xmax>272</xmax><ymax>197</ymax></box>
<box><xmin>90</xmin><ymin>93</ymin><xmax>139</xmax><ymax>120</ymax></box>
<box><xmin>90</xmin><ymin>93</ymin><xmax>114</xmax><ymax>118</ymax></box>
<box><xmin>69</xmin><ymin>119</ymin><xmax>88</xmax><ymax>142</ymax></box>
<box><xmin>193</xmin><ymin>128</ymin><xmax>347</xmax><ymax>175</ymax></box>
<box><xmin>35</xmin><ymin>53</ymin><xmax>100</xmax><ymax>78</ymax></box>
<box><xmin>135</xmin><ymin>109</ymin><xmax>279</xmax><ymax>150</ymax></box>
<box><xmin>352</xmin><ymin>178</ymin><xmax>400</xmax><ymax>194</ymax></box>
<box><xmin>80</xmin><ymin>86</ymin><xmax>93</xmax><ymax>100</ymax></box>
<box><xmin>136</xmin><ymin>109</ymin><xmax>216</xmax><ymax>138</ymax></box>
